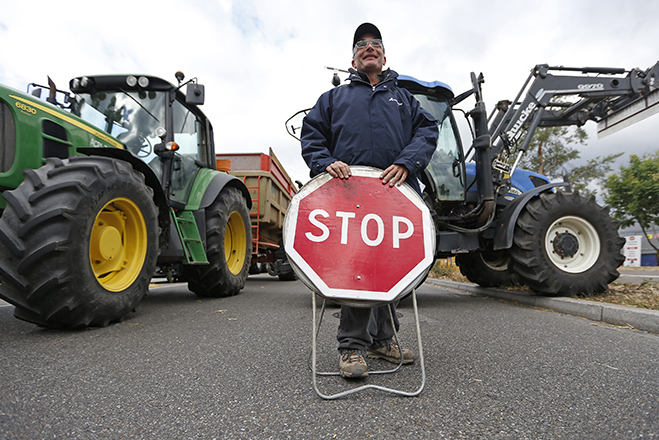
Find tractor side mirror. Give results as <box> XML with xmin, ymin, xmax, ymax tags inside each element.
<box><xmin>285</xmin><ymin>108</ymin><xmax>311</xmax><ymax>141</ymax></box>
<box><xmin>186</xmin><ymin>83</ymin><xmax>205</xmax><ymax>105</ymax></box>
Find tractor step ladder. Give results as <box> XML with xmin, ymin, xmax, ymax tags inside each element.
<box><xmin>172</xmin><ymin>210</ymin><xmax>208</xmax><ymax>265</ymax></box>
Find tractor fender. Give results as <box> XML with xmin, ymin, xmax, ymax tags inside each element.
<box><xmin>492</xmin><ymin>181</ymin><xmax>570</xmax><ymax>251</ymax></box>
<box><xmin>199</xmin><ymin>173</ymin><xmax>252</xmax><ymax>210</ymax></box>
<box><xmin>76</xmin><ymin>147</ymin><xmax>171</xmax><ymax>250</ymax></box>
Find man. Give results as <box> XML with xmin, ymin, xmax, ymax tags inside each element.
<box><xmin>300</xmin><ymin>23</ymin><xmax>438</xmax><ymax>378</ymax></box>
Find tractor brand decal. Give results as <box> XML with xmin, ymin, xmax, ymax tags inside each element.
<box><xmin>90</xmin><ymin>138</ymin><xmax>107</xmax><ymax>148</ymax></box>
<box><xmin>577</xmin><ymin>83</ymin><xmax>604</xmax><ymax>90</ymax></box>
<box><xmin>506</xmin><ymin>101</ymin><xmax>537</xmax><ymax>141</ymax></box>
<box><xmin>15</xmin><ymin>101</ymin><xmax>38</xmax><ymax>115</ymax></box>
<box><xmin>8</xmin><ymin>94</ymin><xmax>123</xmax><ymax>150</ymax></box>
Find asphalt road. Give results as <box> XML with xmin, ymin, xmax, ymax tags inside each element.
<box><xmin>1</xmin><ymin>275</ymin><xmax>658</xmax><ymax>439</ymax></box>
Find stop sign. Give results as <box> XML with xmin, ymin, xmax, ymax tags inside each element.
<box><xmin>283</xmin><ymin>166</ymin><xmax>436</xmax><ymax>304</ymax></box>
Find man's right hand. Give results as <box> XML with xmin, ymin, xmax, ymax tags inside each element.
<box><xmin>326</xmin><ymin>161</ymin><xmax>352</xmax><ymax>180</ymax></box>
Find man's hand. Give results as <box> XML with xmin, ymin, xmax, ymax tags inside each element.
<box><xmin>326</xmin><ymin>161</ymin><xmax>352</xmax><ymax>179</ymax></box>
<box><xmin>380</xmin><ymin>164</ymin><xmax>409</xmax><ymax>187</ymax></box>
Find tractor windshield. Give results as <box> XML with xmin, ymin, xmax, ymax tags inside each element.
<box><xmin>73</xmin><ymin>90</ymin><xmax>165</xmax><ymax>163</ymax></box>
<box><xmin>73</xmin><ymin>86</ymin><xmax>212</xmax><ymax>205</ymax></box>
<box><xmin>413</xmin><ymin>94</ymin><xmax>465</xmax><ymax>201</ymax></box>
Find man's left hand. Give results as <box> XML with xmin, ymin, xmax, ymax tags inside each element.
<box><xmin>380</xmin><ymin>164</ymin><xmax>409</xmax><ymax>187</ymax></box>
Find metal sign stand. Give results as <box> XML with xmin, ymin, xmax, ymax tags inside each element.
<box><xmin>310</xmin><ymin>290</ymin><xmax>426</xmax><ymax>400</ymax></box>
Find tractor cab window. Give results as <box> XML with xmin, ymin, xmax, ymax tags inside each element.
<box><xmin>413</xmin><ymin>94</ymin><xmax>465</xmax><ymax>201</ymax></box>
<box><xmin>74</xmin><ymin>90</ymin><xmax>165</xmax><ymax>164</ymax></box>
<box><xmin>168</xmin><ymin>99</ymin><xmax>209</xmax><ymax>205</ymax></box>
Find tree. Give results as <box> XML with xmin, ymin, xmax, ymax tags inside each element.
<box><xmin>516</xmin><ymin>126</ymin><xmax>622</xmax><ymax>197</ymax></box>
<box><xmin>604</xmin><ymin>151</ymin><xmax>659</xmax><ymax>259</ymax></box>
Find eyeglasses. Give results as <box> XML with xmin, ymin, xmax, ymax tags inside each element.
<box><xmin>354</xmin><ymin>39</ymin><xmax>383</xmax><ymax>50</ymax></box>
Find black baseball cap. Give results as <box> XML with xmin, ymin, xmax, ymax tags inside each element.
<box><xmin>353</xmin><ymin>23</ymin><xmax>382</xmax><ymax>48</ymax></box>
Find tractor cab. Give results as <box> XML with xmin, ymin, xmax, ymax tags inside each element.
<box><xmin>396</xmin><ymin>75</ymin><xmax>466</xmax><ymax>204</ymax></box>
<box><xmin>396</xmin><ymin>76</ymin><xmax>552</xmax><ymax>206</ymax></box>
<box><xmin>68</xmin><ymin>74</ymin><xmax>212</xmax><ymax>207</ymax></box>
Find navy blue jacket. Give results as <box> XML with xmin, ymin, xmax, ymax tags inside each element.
<box><xmin>301</xmin><ymin>68</ymin><xmax>438</xmax><ymax>194</ymax></box>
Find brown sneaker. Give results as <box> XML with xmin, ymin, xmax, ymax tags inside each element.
<box><xmin>367</xmin><ymin>343</ymin><xmax>415</xmax><ymax>364</ymax></box>
<box><xmin>339</xmin><ymin>352</ymin><xmax>368</xmax><ymax>378</ymax></box>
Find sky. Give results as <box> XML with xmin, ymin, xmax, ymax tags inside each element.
<box><xmin>1</xmin><ymin>0</ymin><xmax>658</xmax><ymax>189</ymax></box>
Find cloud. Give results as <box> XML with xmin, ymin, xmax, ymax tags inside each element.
<box><xmin>0</xmin><ymin>0</ymin><xmax>657</xmax><ymax>187</ymax></box>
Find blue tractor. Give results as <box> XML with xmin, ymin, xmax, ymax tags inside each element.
<box><xmin>291</xmin><ymin>63</ymin><xmax>659</xmax><ymax>295</ymax></box>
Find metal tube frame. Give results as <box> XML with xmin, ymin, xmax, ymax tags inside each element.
<box><xmin>310</xmin><ymin>289</ymin><xmax>426</xmax><ymax>400</ymax></box>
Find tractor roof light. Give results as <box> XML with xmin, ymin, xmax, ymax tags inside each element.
<box><xmin>70</xmin><ymin>76</ymin><xmax>94</xmax><ymax>92</ymax></box>
<box><xmin>126</xmin><ymin>76</ymin><xmax>149</xmax><ymax>88</ymax></box>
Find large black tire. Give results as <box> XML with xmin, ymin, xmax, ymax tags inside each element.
<box><xmin>0</xmin><ymin>156</ymin><xmax>160</xmax><ymax>328</ymax></box>
<box><xmin>183</xmin><ymin>186</ymin><xmax>251</xmax><ymax>297</ymax></box>
<box><xmin>275</xmin><ymin>240</ymin><xmax>297</xmax><ymax>281</ymax></box>
<box><xmin>278</xmin><ymin>271</ymin><xmax>297</xmax><ymax>281</ymax></box>
<box><xmin>456</xmin><ymin>251</ymin><xmax>520</xmax><ymax>288</ymax></box>
<box><xmin>509</xmin><ymin>191</ymin><xmax>625</xmax><ymax>296</ymax></box>
<box><xmin>249</xmin><ymin>262</ymin><xmax>263</xmax><ymax>275</ymax></box>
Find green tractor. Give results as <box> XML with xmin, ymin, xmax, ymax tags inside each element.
<box><xmin>0</xmin><ymin>72</ymin><xmax>252</xmax><ymax>328</ymax></box>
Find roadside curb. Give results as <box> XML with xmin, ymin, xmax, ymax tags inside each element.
<box><xmin>425</xmin><ymin>278</ymin><xmax>659</xmax><ymax>334</ymax></box>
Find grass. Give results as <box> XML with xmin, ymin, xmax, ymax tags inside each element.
<box><xmin>428</xmin><ymin>259</ymin><xmax>659</xmax><ymax>311</ymax></box>
<box><xmin>578</xmin><ymin>281</ymin><xmax>659</xmax><ymax>310</ymax></box>
<box><xmin>428</xmin><ymin>259</ymin><xmax>469</xmax><ymax>282</ymax></box>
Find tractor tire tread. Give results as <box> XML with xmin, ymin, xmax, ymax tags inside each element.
<box><xmin>509</xmin><ymin>191</ymin><xmax>624</xmax><ymax>296</ymax></box>
<box><xmin>184</xmin><ymin>187</ymin><xmax>251</xmax><ymax>298</ymax></box>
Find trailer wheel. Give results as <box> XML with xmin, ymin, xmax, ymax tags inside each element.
<box><xmin>456</xmin><ymin>251</ymin><xmax>519</xmax><ymax>288</ymax></box>
<box><xmin>0</xmin><ymin>157</ymin><xmax>159</xmax><ymax>328</ymax></box>
<box><xmin>509</xmin><ymin>191</ymin><xmax>624</xmax><ymax>296</ymax></box>
<box><xmin>184</xmin><ymin>187</ymin><xmax>251</xmax><ymax>297</ymax></box>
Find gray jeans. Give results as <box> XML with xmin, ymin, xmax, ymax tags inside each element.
<box><xmin>337</xmin><ymin>301</ymin><xmax>400</xmax><ymax>355</ymax></box>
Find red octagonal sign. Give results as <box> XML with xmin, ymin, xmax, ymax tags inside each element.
<box><xmin>284</xmin><ymin>167</ymin><xmax>436</xmax><ymax>304</ymax></box>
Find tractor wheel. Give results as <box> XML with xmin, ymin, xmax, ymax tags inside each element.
<box><xmin>456</xmin><ymin>251</ymin><xmax>519</xmax><ymax>288</ymax></box>
<box><xmin>278</xmin><ymin>271</ymin><xmax>297</xmax><ymax>281</ymax></box>
<box><xmin>275</xmin><ymin>240</ymin><xmax>297</xmax><ymax>281</ymax></box>
<box><xmin>0</xmin><ymin>156</ymin><xmax>159</xmax><ymax>328</ymax></box>
<box><xmin>184</xmin><ymin>186</ymin><xmax>251</xmax><ymax>297</ymax></box>
<box><xmin>249</xmin><ymin>262</ymin><xmax>263</xmax><ymax>275</ymax></box>
<box><xmin>509</xmin><ymin>191</ymin><xmax>624</xmax><ymax>296</ymax></box>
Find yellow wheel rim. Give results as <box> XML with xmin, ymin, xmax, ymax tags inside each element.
<box><xmin>89</xmin><ymin>197</ymin><xmax>148</xmax><ymax>291</ymax></box>
<box><xmin>225</xmin><ymin>211</ymin><xmax>247</xmax><ymax>275</ymax></box>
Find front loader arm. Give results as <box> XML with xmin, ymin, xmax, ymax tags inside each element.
<box><xmin>488</xmin><ymin>62</ymin><xmax>659</xmax><ymax>171</ymax></box>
